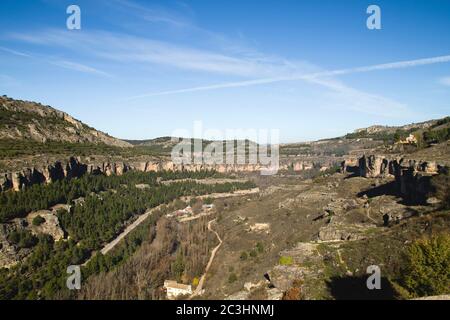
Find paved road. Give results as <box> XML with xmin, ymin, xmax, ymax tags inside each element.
<box><xmin>100</xmin><ymin>208</ymin><xmax>156</xmax><ymax>255</ymax></box>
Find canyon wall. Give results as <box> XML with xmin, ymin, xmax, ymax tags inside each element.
<box><xmin>0</xmin><ymin>157</ymin><xmax>325</xmax><ymax>192</ymax></box>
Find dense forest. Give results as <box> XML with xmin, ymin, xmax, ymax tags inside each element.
<box><xmin>0</xmin><ymin>170</ymin><xmax>255</xmax><ymax>299</ymax></box>
<box><xmin>58</xmin><ymin>179</ymin><xmax>253</xmax><ymax>251</ymax></box>
<box><xmin>0</xmin><ymin>169</ymin><xmax>224</xmax><ymax>223</ymax></box>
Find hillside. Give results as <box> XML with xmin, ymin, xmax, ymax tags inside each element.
<box><xmin>345</xmin><ymin>118</ymin><xmax>450</xmax><ymax>143</ymax></box>
<box><xmin>280</xmin><ymin>117</ymin><xmax>450</xmax><ymax>157</ymax></box>
<box><xmin>0</xmin><ymin>96</ymin><xmax>131</xmax><ymax>148</ymax></box>
<box><xmin>0</xmin><ymin>96</ymin><xmax>448</xmax><ymax>301</ymax></box>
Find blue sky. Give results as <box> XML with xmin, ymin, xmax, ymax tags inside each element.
<box><xmin>0</xmin><ymin>0</ymin><xmax>449</xmax><ymax>142</ymax></box>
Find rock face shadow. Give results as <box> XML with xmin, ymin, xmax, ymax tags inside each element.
<box><xmin>357</xmin><ymin>181</ymin><xmax>398</xmax><ymax>198</ymax></box>
<box><xmin>327</xmin><ymin>276</ymin><xmax>397</xmax><ymax>300</ymax></box>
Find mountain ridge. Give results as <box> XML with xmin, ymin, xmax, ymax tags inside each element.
<box><xmin>0</xmin><ymin>95</ymin><xmax>132</xmax><ymax>148</ymax></box>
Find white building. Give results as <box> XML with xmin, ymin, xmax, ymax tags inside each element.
<box><xmin>164</xmin><ymin>280</ymin><xmax>192</xmax><ymax>299</ymax></box>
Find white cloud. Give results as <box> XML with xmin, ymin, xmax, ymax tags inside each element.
<box><xmin>10</xmin><ymin>28</ymin><xmax>441</xmax><ymax>118</ymax></box>
<box><xmin>7</xmin><ymin>29</ymin><xmax>314</xmax><ymax>78</ymax></box>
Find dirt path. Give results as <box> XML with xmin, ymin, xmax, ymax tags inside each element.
<box><xmin>190</xmin><ymin>219</ymin><xmax>223</xmax><ymax>298</ymax></box>
<box><xmin>178</xmin><ymin>210</ymin><xmax>214</xmax><ymax>223</ymax></box>
<box><xmin>365</xmin><ymin>207</ymin><xmax>378</xmax><ymax>224</ymax></box>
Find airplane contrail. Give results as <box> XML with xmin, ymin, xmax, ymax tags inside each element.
<box><xmin>128</xmin><ymin>54</ymin><xmax>450</xmax><ymax>99</ymax></box>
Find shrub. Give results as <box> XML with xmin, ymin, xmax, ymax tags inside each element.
<box><xmin>228</xmin><ymin>273</ymin><xmax>237</xmax><ymax>284</ymax></box>
<box><xmin>282</xmin><ymin>279</ymin><xmax>304</xmax><ymax>300</ymax></box>
<box><xmin>204</xmin><ymin>197</ymin><xmax>213</xmax><ymax>205</ymax></box>
<box><xmin>279</xmin><ymin>256</ymin><xmax>293</xmax><ymax>266</ymax></box>
<box><xmin>256</xmin><ymin>242</ymin><xmax>264</xmax><ymax>253</ymax></box>
<box><xmin>400</xmin><ymin>234</ymin><xmax>450</xmax><ymax>297</ymax></box>
<box><xmin>423</xmin><ymin>127</ymin><xmax>450</xmax><ymax>145</ymax></box>
<box><xmin>249</xmin><ymin>250</ymin><xmax>257</xmax><ymax>258</ymax></box>
<box><xmin>7</xmin><ymin>230</ymin><xmax>38</xmax><ymax>249</ymax></box>
<box><xmin>240</xmin><ymin>251</ymin><xmax>248</xmax><ymax>261</ymax></box>
<box><xmin>189</xmin><ymin>198</ymin><xmax>198</xmax><ymax>206</ymax></box>
<box><xmin>32</xmin><ymin>215</ymin><xmax>46</xmax><ymax>226</ymax></box>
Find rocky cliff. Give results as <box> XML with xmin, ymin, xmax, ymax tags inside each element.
<box><xmin>0</xmin><ymin>157</ymin><xmax>328</xmax><ymax>192</ymax></box>
<box><xmin>350</xmin><ymin>154</ymin><xmax>445</xmax><ymax>204</ymax></box>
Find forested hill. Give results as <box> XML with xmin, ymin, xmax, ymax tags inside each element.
<box><xmin>0</xmin><ymin>95</ymin><xmax>131</xmax><ymax>147</ymax></box>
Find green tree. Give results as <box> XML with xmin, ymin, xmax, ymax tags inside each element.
<box><xmin>401</xmin><ymin>234</ymin><xmax>450</xmax><ymax>297</ymax></box>
<box><xmin>32</xmin><ymin>215</ymin><xmax>46</xmax><ymax>226</ymax></box>
<box><xmin>172</xmin><ymin>254</ymin><xmax>185</xmax><ymax>282</ymax></box>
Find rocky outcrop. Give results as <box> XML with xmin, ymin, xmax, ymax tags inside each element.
<box><xmin>356</xmin><ymin>154</ymin><xmax>444</xmax><ymax>204</ymax></box>
<box><xmin>358</xmin><ymin>155</ymin><xmax>392</xmax><ymax>178</ymax></box>
<box><xmin>392</xmin><ymin>159</ymin><xmax>439</xmax><ymax>204</ymax></box>
<box><xmin>27</xmin><ymin>210</ymin><xmax>65</xmax><ymax>241</ymax></box>
<box><xmin>317</xmin><ymin>225</ymin><xmax>367</xmax><ymax>241</ymax></box>
<box><xmin>0</xmin><ymin>95</ymin><xmax>132</xmax><ymax>147</ymax></box>
<box><xmin>340</xmin><ymin>157</ymin><xmax>359</xmax><ymax>173</ymax></box>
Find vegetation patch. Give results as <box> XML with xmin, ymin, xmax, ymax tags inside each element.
<box><xmin>279</xmin><ymin>256</ymin><xmax>294</xmax><ymax>266</ymax></box>
<box><xmin>32</xmin><ymin>215</ymin><xmax>46</xmax><ymax>226</ymax></box>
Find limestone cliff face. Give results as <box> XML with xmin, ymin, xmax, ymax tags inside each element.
<box><xmin>356</xmin><ymin>154</ymin><xmax>444</xmax><ymax>204</ymax></box>
<box><xmin>359</xmin><ymin>155</ymin><xmax>392</xmax><ymax>178</ymax></box>
<box><xmin>0</xmin><ymin>157</ymin><xmax>327</xmax><ymax>192</ymax></box>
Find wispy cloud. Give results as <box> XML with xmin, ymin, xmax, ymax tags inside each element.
<box><xmin>439</xmin><ymin>76</ymin><xmax>450</xmax><ymax>86</ymax></box>
<box><xmin>306</xmin><ymin>76</ymin><xmax>409</xmax><ymax>118</ymax></box>
<box><xmin>7</xmin><ymin>29</ymin><xmax>311</xmax><ymax>78</ymax></box>
<box><xmin>130</xmin><ymin>54</ymin><xmax>450</xmax><ymax>98</ymax></box>
<box><xmin>50</xmin><ymin>60</ymin><xmax>113</xmax><ymax>77</ymax></box>
<box><xmin>0</xmin><ymin>46</ymin><xmax>32</xmax><ymax>58</ymax></box>
<box><xmin>107</xmin><ymin>0</ymin><xmax>190</xmax><ymax>27</ymax></box>
<box><xmin>0</xmin><ymin>44</ymin><xmax>112</xmax><ymax>77</ymax></box>
<box><xmin>6</xmin><ymin>28</ymin><xmax>416</xmax><ymax>118</ymax></box>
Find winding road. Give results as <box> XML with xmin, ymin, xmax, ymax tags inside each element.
<box><xmin>190</xmin><ymin>219</ymin><xmax>223</xmax><ymax>299</ymax></box>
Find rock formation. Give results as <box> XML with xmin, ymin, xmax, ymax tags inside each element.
<box><xmin>356</xmin><ymin>154</ymin><xmax>444</xmax><ymax>204</ymax></box>
<box><xmin>0</xmin><ymin>156</ymin><xmax>332</xmax><ymax>192</ymax></box>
